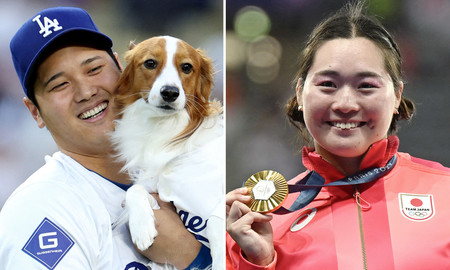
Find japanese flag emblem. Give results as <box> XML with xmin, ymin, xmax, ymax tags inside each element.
<box><xmin>399</xmin><ymin>193</ymin><xmax>434</xmax><ymax>222</ymax></box>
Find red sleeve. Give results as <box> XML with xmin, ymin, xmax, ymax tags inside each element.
<box><xmin>410</xmin><ymin>156</ymin><xmax>450</xmax><ymax>173</ymax></box>
<box><xmin>226</xmin><ymin>233</ymin><xmax>277</xmax><ymax>270</ymax></box>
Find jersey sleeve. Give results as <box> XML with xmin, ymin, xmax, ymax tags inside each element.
<box><xmin>0</xmin><ymin>180</ymin><xmax>113</xmax><ymax>270</ymax></box>
<box><xmin>184</xmin><ymin>243</ymin><xmax>212</xmax><ymax>270</ymax></box>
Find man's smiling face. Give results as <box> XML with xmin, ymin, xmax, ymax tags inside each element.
<box><xmin>31</xmin><ymin>46</ymin><xmax>121</xmax><ymax>156</ymax></box>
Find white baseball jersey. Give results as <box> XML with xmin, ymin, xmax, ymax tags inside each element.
<box><xmin>0</xmin><ymin>152</ymin><xmax>155</xmax><ymax>270</ymax></box>
<box><xmin>156</xmin><ymin>118</ymin><xmax>225</xmax><ymax>249</ymax></box>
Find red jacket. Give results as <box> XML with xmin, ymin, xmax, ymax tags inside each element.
<box><xmin>226</xmin><ymin>136</ymin><xmax>450</xmax><ymax>269</ymax></box>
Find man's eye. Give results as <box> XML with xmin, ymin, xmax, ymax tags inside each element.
<box><xmin>88</xmin><ymin>65</ymin><xmax>103</xmax><ymax>74</ymax></box>
<box><xmin>51</xmin><ymin>82</ymin><xmax>68</xmax><ymax>91</ymax></box>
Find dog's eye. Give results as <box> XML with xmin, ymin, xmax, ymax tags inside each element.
<box><xmin>143</xmin><ymin>59</ymin><xmax>158</xmax><ymax>69</ymax></box>
<box><xmin>181</xmin><ymin>63</ymin><xmax>193</xmax><ymax>74</ymax></box>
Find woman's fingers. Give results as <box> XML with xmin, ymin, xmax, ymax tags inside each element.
<box><xmin>227</xmin><ymin>200</ymin><xmax>250</xmax><ymax>225</ymax></box>
<box><xmin>227</xmin><ymin>201</ymin><xmax>272</xmax><ymax>233</ymax></box>
<box><xmin>226</xmin><ymin>187</ymin><xmax>251</xmax><ymax>216</ymax></box>
<box><xmin>226</xmin><ymin>200</ymin><xmax>275</xmax><ymax>266</ymax></box>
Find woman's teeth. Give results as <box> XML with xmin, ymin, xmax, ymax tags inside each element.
<box><xmin>80</xmin><ymin>102</ymin><xmax>107</xmax><ymax>119</ymax></box>
<box><xmin>332</xmin><ymin>122</ymin><xmax>359</xmax><ymax>130</ymax></box>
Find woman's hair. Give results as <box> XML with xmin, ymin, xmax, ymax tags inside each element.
<box><xmin>286</xmin><ymin>1</ymin><xmax>415</xmax><ymax>143</ymax></box>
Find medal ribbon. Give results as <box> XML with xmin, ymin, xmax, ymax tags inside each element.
<box><xmin>273</xmin><ymin>154</ymin><xmax>397</xmax><ymax>214</ymax></box>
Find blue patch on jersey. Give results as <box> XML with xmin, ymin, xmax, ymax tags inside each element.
<box><xmin>22</xmin><ymin>218</ymin><xmax>74</xmax><ymax>270</ymax></box>
<box><xmin>124</xmin><ymin>261</ymin><xmax>148</xmax><ymax>270</ymax></box>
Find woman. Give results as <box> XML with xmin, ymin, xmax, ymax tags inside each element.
<box><xmin>226</xmin><ymin>3</ymin><xmax>450</xmax><ymax>269</ymax></box>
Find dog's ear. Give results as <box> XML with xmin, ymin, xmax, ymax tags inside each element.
<box><xmin>174</xmin><ymin>47</ymin><xmax>217</xmax><ymax>143</ymax></box>
<box><xmin>116</xmin><ymin>64</ymin><xmax>134</xmax><ymax>95</ymax></box>
<box><xmin>128</xmin><ymin>41</ymin><xmax>136</xmax><ymax>50</ymax></box>
<box><xmin>197</xmin><ymin>49</ymin><xmax>214</xmax><ymax>102</ymax></box>
<box><xmin>117</xmin><ymin>49</ymin><xmax>136</xmax><ymax>95</ymax></box>
<box><xmin>124</xmin><ymin>46</ymin><xmax>135</xmax><ymax>64</ymax></box>
<box><xmin>114</xmin><ymin>61</ymin><xmax>136</xmax><ymax>111</ymax></box>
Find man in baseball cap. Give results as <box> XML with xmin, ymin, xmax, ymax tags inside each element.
<box><xmin>10</xmin><ymin>6</ymin><xmax>117</xmax><ymax>107</ymax></box>
<box><xmin>1</xmin><ymin>6</ymin><xmax>208</xmax><ymax>270</ymax></box>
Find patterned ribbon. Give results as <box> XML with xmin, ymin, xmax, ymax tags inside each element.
<box><xmin>274</xmin><ymin>155</ymin><xmax>397</xmax><ymax>214</ymax></box>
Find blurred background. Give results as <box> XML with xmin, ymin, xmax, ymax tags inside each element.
<box><xmin>226</xmin><ymin>0</ymin><xmax>450</xmax><ymax>191</ymax></box>
<box><xmin>0</xmin><ymin>0</ymin><xmax>223</xmax><ymax>209</ymax></box>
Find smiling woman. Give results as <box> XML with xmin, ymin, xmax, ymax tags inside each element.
<box><xmin>226</xmin><ymin>2</ymin><xmax>450</xmax><ymax>269</ymax></box>
<box><xmin>297</xmin><ymin>37</ymin><xmax>401</xmax><ymax>174</ymax></box>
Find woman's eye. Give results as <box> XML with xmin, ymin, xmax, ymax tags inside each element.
<box><xmin>359</xmin><ymin>82</ymin><xmax>376</xmax><ymax>88</ymax></box>
<box><xmin>319</xmin><ymin>81</ymin><xmax>336</xmax><ymax>88</ymax></box>
<box><xmin>144</xmin><ymin>59</ymin><xmax>158</xmax><ymax>69</ymax></box>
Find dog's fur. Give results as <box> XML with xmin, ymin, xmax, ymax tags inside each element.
<box><xmin>111</xmin><ymin>36</ymin><xmax>224</xmax><ymax>270</ymax></box>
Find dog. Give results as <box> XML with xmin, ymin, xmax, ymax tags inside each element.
<box><xmin>110</xmin><ymin>36</ymin><xmax>224</xmax><ymax>270</ymax></box>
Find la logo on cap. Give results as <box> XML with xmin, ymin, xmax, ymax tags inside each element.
<box><xmin>32</xmin><ymin>14</ymin><xmax>63</xmax><ymax>38</ymax></box>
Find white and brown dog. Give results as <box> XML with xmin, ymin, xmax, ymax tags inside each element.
<box><xmin>111</xmin><ymin>36</ymin><xmax>224</xmax><ymax>269</ymax></box>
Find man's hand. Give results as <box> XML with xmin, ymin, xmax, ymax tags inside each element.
<box><xmin>137</xmin><ymin>194</ymin><xmax>201</xmax><ymax>269</ymax></box>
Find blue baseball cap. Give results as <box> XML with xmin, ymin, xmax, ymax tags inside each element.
<box><xmin>10</xmin><ymin>7</ymin><xmax>113</xmax><ymax>98</ymax></box>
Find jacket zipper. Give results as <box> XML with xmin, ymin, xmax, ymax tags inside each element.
<box><xmin>354</xmin><ymin>186</ymin><xmax>370</xmax><ymax>270</ymax></box>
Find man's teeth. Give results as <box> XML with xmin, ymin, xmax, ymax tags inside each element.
<box><xmin>333</xmin><ymin>122</ymin><xmax>358</xmax><ymax>130</ymax></box>
<box><xmin>80</xmin><ymin>102</ymin><xmax>107</xmax><ymax>119</ymax></box>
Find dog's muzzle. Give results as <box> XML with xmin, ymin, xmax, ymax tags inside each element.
<box><xmin>160</xmin><ymin>85</ymin><xmax>180</xmax><ymax>103</ymax></box>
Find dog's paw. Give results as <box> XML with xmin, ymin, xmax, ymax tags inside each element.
<box><xmin>126</xmin><ymin>185</ymin><xmax>160</xmax><ymax>251</ymax></box>
<box><xmin>128</xmin><ymin>193</ymin><xmax>159</xmax><ymax>250</ymax></box>
<box><xmin>129</xmin><ymin>214</ymin><xmax>158</xmax><ymax>251</ymax></box>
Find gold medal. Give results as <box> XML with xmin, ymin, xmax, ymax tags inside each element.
<box><xmin>244</xmin><ymin>170</ymin><xmax>288</xmax><ymax>213</ymax></box>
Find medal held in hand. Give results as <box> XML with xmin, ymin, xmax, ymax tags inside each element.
<box><xmin>244</xmin><ymin>155</ymin><xmax>397</xmax><ymax>215</ymax></box>
<box><xmin>244</xmin><ymin>170</ymin><xmax>289</xmax><ymax>213</ymax></box>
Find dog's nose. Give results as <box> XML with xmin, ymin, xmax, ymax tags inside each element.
<box><xmin>160</xmin><ymin>86</ymin><xmax>180</xmax><ymax>102</ymax></box>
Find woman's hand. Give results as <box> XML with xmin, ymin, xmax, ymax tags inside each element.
<box><xmin>226</xmin><ymin>188</ymin><xmax>275</xmax><ymax>266</ymax></box>
<box><xmin>137</xmin><ymin>194</ymin><xmax>201</xmax><ymax>269</ymax></box>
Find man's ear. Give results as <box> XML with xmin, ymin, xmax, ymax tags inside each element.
<box><xmin>23</xmin><ymin>97</ymin><xmax>45</xmax><ymax>129</ymax></box>
<box><xmin>113</xmin><ymin>52</ymin><xmax>123</xmax><ymax>71</ymax></box>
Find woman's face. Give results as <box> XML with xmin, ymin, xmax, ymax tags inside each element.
<box><xmin>298</xmin><ymin>37</ymin><xmax>402</xmax><ymax>159</ymax></box>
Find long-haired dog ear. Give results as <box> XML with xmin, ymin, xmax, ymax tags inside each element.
<box><xmin>176</xmin><ymin>48</ymin><xmax>214</xmax><ymax>142</ymax></box>
<box><xmin>115</xmin><ymin>65</ymin><xmax>135</xmax><ymax>111</ymax></box>
<box><xmin>115</xmin><ymin>50</ymin><xmax>136</xmax><ymax>111</ymax></box>
<box><xmin>197</xmin><ymin>49</ymin><xmax>214</xmax><ymax>103</ymax></box>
